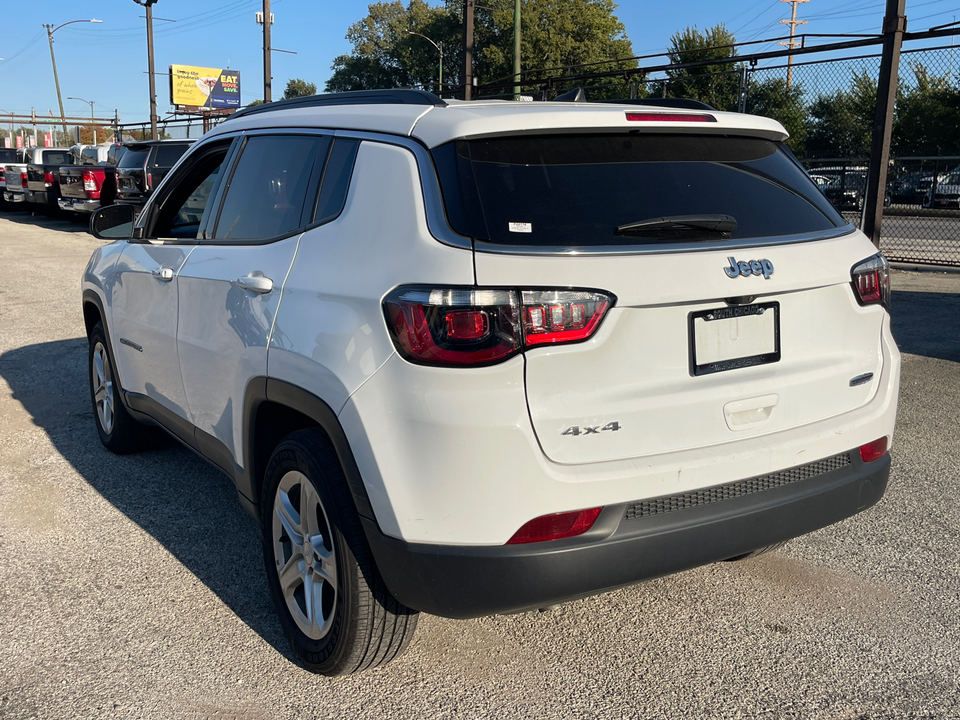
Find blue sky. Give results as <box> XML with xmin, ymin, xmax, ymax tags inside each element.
<box><xmin>0</xmin><ymin>0</ymin><xmax>956</xmax><ymax>124</ymax></box>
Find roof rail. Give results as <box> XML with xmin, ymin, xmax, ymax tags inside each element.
<box><xmin>597</xmin><ymin>97</ymin><xmax>718</xmax><ymax>111</ymax></box>
<box><xmin>228</xmin><ymin>88</ymin><xmax>447</xmax><ymax>121</ymax></box>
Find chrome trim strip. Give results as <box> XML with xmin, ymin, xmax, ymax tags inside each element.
<box><xmin>472</xmin><ymin>224</ymin><xmax>858</xmax><ymax>257</ymax></box>
<box><xmin>119</xmin><ymin>338</ymin><xmax>143</xmax><ymax>353</ymax></box>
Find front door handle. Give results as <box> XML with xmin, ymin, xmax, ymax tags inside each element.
<box><xmin>236</xmin><ymin>272</ymin><xmax>274</xmax><ymax>294</ymax></box>
<box><xmin>151</xmin><ymin>266</ymin><xmax>174</xmax><ymax>282</ymax></box>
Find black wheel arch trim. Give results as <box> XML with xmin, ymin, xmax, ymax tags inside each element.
<box><xmin>235</xmin><ymin>377</ymin><xmax>376</xmax><ymax>522</ymax></box>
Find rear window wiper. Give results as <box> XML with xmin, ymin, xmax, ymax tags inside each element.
<box><xmin>615</xmin><ymin>214</ymin><xmax>737</xmax><ymax>238</ymax></box>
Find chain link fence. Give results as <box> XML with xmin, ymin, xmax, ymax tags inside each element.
<box><xmin>488</xmin><ymin>36</ymin><xmax>960</xmax><ymax>268</ymax></box>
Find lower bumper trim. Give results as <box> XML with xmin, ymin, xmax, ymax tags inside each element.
<box><xmin>363</xmin><ymin>451</ymin><xmax>890</xmax><ymax>619</ymax></box>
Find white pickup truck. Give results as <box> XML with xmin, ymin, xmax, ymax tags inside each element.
<box><xmin>0</xmin><ymin>147</ymin><xmax>27</xmax><ymax>209</ymax></box>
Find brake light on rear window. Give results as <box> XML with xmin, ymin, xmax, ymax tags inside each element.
<box><xmin>625</xmin><ymin>112</ymin><xmax>716</xmax><ymax>123</ymax></box>
<box><xmin>383</xmin><ymin>286</ymin><xmax>615</xmax><ymax>367</ymax></box>
<box><xmin>851</xmin><ymin>254</ymin><xmax>890</xmax><ymax>308</ymax></box>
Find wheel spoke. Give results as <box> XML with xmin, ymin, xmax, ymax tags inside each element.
<box><xmin>275</xmin><ymin>491</ymin><xmax>304</xmax><ymax>545</ymax></box>
<box><xmin>300</xmin><ymin>480</ymin><xmax>319</xmax><ymax>536</ymax></box>
<box><xmin>277</xmin><ymin>553</ymin><xmax>305</xmax><ymax>595</ymax></box>
<box><xmin>311</xmin><ymin>539</ymin><xmax>337</xmax><ymax>591</ymax></box>
<box><xmin>93</xmin><ymin>349</ymin><xmax>106</xmax><ymax>386</ymax></box>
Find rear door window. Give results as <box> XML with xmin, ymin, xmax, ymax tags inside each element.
<box><xmin>213</xmin><ymin>134</ymin><xmax>329</xmax><ymax>242</ymax></box>
<box><xmin>118</xmin><ymin>149</ymin><xmax>149</xmax><ymax>169</ymax></box>
<box><xmin>153</xmin><ymin>143</ymin><xmax>192</xmax><ymax>167</ymax></box>
<box><xmin>432</xmin><ymin>134</ymin><xmax>846</xmax><ymax>247</ymax></box>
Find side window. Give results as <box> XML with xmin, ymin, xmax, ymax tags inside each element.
<box><xmin>151</xmin><ymin>143</ymin><xmax>232</xmax><ymax>240</ymax></box>
<box><xmin>312</xmin><ymin>138</ymin><xmax>359</xmax><ymax>225</ymax></box>
<box><xmin>214</xmin><ymin>134</ymin><xmax>329</xmax><ymax>243</ymax></box>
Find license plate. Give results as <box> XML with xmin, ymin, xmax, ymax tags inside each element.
<box><xmin>689</xmin><ymin>302</ymin><xmax>780</xmax><ymax>376</ymax></box>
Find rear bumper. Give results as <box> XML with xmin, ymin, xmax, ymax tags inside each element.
<box><xmin>25</xmin><ymin>189</ymin><xmax>53</xmax><ymax>205</ymax></box>
<box><xmin>3</xmin><ymin>191</ymin><xmax>25</xmax><ymax>203</ymax></box>
<box><xmin>365</xmin><ymin>450</ymin><xmax>890</xmax><ymax>619</ymax></box>
<box><xmin>58</xmin><ymin>197</ymin><xmax>100</xmax><ymax>214</ymax></box>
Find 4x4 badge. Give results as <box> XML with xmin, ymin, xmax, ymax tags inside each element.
<box><xmin>725</xmin><ymin>256</ymin><xmax>774</xmax><ymax>279</ymax></box>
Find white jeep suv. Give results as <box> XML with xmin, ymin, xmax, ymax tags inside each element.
<box><xmin>82</xmin><ymin>89</ymin><xmax>900</xmax><ymax>675</ymax></box>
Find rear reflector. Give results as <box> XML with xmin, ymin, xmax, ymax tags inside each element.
<box><xmin>506</xmin><ymin>507</ymin><xmax>603</xmax><ymax>544</ymax></box>
<box><xmin>860</xmin><ymin>437</ymin><xmax>888</xmax><ymax>463</ymax></box>
<box><xmin>626</xmin><ymin>112</ymin><xmax>716</xmax><ymax>123</ymax></box>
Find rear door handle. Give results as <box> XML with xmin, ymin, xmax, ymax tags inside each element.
<box><xmin>236</xmin><ymin>273</ymin><xmax>274</xmax><ymax>294</ymax></box>
<box><xmin>151</xmin><ymin>266</ymin><xmax>174</xmax><ymax>282</ymax></box>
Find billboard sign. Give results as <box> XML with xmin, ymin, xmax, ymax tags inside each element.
<box><xmin>169</xmin><ymin>65</ymin><xmax>241</xmax><ymax>109</ymax></box>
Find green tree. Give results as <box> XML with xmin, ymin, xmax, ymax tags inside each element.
<box><xmin>744</xmin><ymin>77</ymin><xmax>808</xmax><ymax>152</ymax></box>
<box><xmin>806</xmin><ymin>70</ymin><xmax>877</xmax><ymax>158</ymax></box>
<box><xmin>893</xmin><ymin>62</ymin><xmax>960</xmax><ymax>155</ymax></box>
<box><xmin>283</xmin><ymin>78</ymin><xmax>318</xmax><ymax>99</ymax></box>
<box><xmin>664</xmin><ymin>24</ymin><xmax>741</xmax><ymax>111</ymax></box>
<box><xmin>325</xmin><ymin>0</ymin><xmax>636</xmax><ymax>99</ymax></box>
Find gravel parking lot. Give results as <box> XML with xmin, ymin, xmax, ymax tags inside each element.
<box><xmin>1</xmin><ymin>211</ymin><xmax>959</xmax><ymax>720</ymax></box>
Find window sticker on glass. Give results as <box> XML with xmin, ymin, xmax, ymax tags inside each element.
<box><xmin>509</xmin><ymin>222</ymin><xmax>533</xmax><ymax>233</ymax></box>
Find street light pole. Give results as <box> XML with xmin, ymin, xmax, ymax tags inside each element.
<box><xmin>407</xmin><ymin>31</ymin><xmax>443</xmax><ymax>97</ymax></box>
<box><xmin>43</xmin><ymin>19</ymin><xmax>102</xmax><ymax>141</ymax></box>
<box><xmin>133</xmin><ymin>1</ymin><xmax>158</xmax><ymax>140</ymax></box>
<box><xmin>68</xmin><ymin>97</ymin><xmax>96</xmax><ymax>144</ymax></box>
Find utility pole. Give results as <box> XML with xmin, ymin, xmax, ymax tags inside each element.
<box><xmin>261</xmin><ymin>0</ymin><xmax>273</xmax><ymax>103</ymax></box>
<box><xmin>43</xmin><ymin>25</ymin><xmax>68</xmax><ymax>137</ymax></box>
<box><xmin>462</xmin><ymin>0</ymin><xmax>474</xmax><ymax>100</ymax></box>
<box><xmin>133</xmin><ymin>1</ymin><xmax>159</xmax><ymax>140</ymax></box>
<box><xmin>779</xmin><ymin>0</ymin><xmax>808</xmax><ymax>91</ymax></box>
<box><xmin>513</xmin><ymin>0</ymin><xmax>521</xmax><ymax>100</ymax></box>
<box><xmin>862</xmin><ymin>0</ymin><xmax>906</xmax><ymax>247</ymax></box>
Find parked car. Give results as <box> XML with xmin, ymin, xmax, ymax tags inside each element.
<box><xmin>810</xmin><ymin>167</ymin><xmax>890</xmax><ymax>210</ymax></box>
<box><xmin>2</xmin><ymin>148</ymin><xmax>30</xmax><ymax>209</ymax></box>
<box><xmin>115</xmin><ymin>139</ymin><xmax>194</xmax><ymax>210</ymax></box>
<box><xmin>0</xmin><ymin>148</ymin><xmax>25</xmax><ymax>209</ymax></box>
<box><xmin>58</xmin><ymin>144</ymin><xmax>124</xmax><ymax>216</ymax></box>
<box><xmin>889</xmin><ymin>171</ymin><xmax>935</xmax><ymax>205</ymax></box>
<box><xmin>923</xmin><ymin>172</ymin><xmax>960</xmax><ymax>209</ymax></box>
<box><xmin>83</xmin><ymin>90</ymin><xmax>900</xmax><ymax>676</ymax></box>
<box><xmin>23</xmin><ymin>147</ymin><xmax>72</xmax><ymax>214</ymax></box>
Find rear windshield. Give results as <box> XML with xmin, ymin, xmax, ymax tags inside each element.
<box><xmin>0</xmin><ymin>149</ymin><xmax>17</xmax><ymax>163</ymax></box>
<box><xmin>118</xmin><ymin>149</ymin><xmax>149</xmax><ymax>169</ymax></box>
<box><xmin>41</xmin><ymin>151</ymin><xmax>71</xmax><ymax>166</ymax></box>
<box><xmin>153</xmin><ymin>143</ymin><xmax>191</xmax><ymax>167</ymax></box>
<box><xmin>432</xmin><ymin>134</ymin><xmax>846</xmax><ymax>247</ymax></box>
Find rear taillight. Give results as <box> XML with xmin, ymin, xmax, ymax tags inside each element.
<box><xmin>0</xmin><ymin>168</ymin><xmax>5</xmax><ymax>181</ymax></box>
<box><xmin>383</xmin><ymin>286</ymin><xmax>614</xmax><ymax>367</ymax></box>
<box><xmin>851</xmin><ymin>254</ymin><xmax>890</xmax><ymax>309</ymax></box>
<box><xmin>21</xmin><ymin>170</ymin><xmax>28</xmax><ymax>188</ymax></box>
<box><xmin>860</xmin><ymin>437</ymin><xmax>888</xmax><ymax>463</ymax></box>
<box><xmin>43</xmin><ymin>170</ymin><xmax>54</xmax><ymax>187</ymax></box>
<box><xmin>506</xmin><ymin>507</ymin><xmax>603</xmax><ymax>544</ymax></box>
<box><xmin>146</xmin><ymin>172</ymin><xmax>153</xmax><ymax>189</ymax></box>
<box><xmin>83</xmin><ymin>170</ymin><xmax>97</xmax><ymax>193</ymax></box>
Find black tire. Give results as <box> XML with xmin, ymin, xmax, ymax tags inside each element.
<box><xmin>724</xmin><ymin>541</ymin><xmax>787</xmax><ymax>562</ymax></box>
<box><xmin>260</xmin><ymin>428</ymin><xmax>418</xmax><ymax>676</ymax></box>
<box><xmin>88</xmin><ymin>321</ymin><xmax>148</xmax><ymax>454</ymax></box>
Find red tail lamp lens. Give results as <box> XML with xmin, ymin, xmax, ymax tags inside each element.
<box><xmin>860</xmin><ymin>437</ymin><xmax>888</xmax><ymax>463</ymax></box>
<box><xmin>522</xmin><ymin>290</ymin><xmax>611</xmax><ymax>346</ymax></box>
<box><xmin>445</xmin><ymin>310</ymin><xmax>490</xmax><ymax>340</ymax></box>
<box><xmin>21</xmin><ymin>171</ymin><xmax>28</xmax><ymax>188</ymax></box>
<box><xmin>506</xmin><ymin>507</ymin><xmax>603</xmax><ymax>545</ymax></box>
<box><xmin>851</xmin><ymin>254</ymin><xmax>890</xmax><ymax>308</ymax></box>
<box><xmin>626</xmin><ymin>112</ymin><xmax>716</xmax><ymax>123</ymax></box>
<box><xmin>384</xmin><ymin>287</ymin><xmax>615</xmax><ymax>367</ymax></box>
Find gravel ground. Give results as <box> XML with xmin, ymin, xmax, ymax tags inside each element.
<box><xmin>1</xmin><ymin>211</ymin><xmax>958</xmax><ymax>720</ymax></box>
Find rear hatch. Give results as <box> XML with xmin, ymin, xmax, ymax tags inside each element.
<box><xmin>26</xmin><ymin>149</ymin><xmax>72</xmax><ymax>193</ymax></box>
<box><xmin>432</xmin><ymin>128</ymin><xmax>887</xmax><ymax>465</ymax></box>
<box><xmin>59</xmin><ymin>166</ymin><xmax>88</xmax><ymax>199</ymax></box>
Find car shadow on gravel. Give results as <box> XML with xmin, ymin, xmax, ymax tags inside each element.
<box><xmin>890</xmin><ymin>290</ymin><xmax>960</xmax><ymax>363</ymax></box>
<box><xmin>0</xmin><ymin>338</ymin><xmax>292</xmax><ymax>662</ymax></box>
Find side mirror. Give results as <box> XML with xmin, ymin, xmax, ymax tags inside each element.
<box><xmin>90</xmin><ymin>204</ymin><xmax>135</xmax><ymax>239</ymax></box>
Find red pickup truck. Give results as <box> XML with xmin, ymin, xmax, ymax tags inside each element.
<box><xmin>58</xmin><ymin>144</ymin><xmax>126</xmax><ymax>216</ymax></box>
